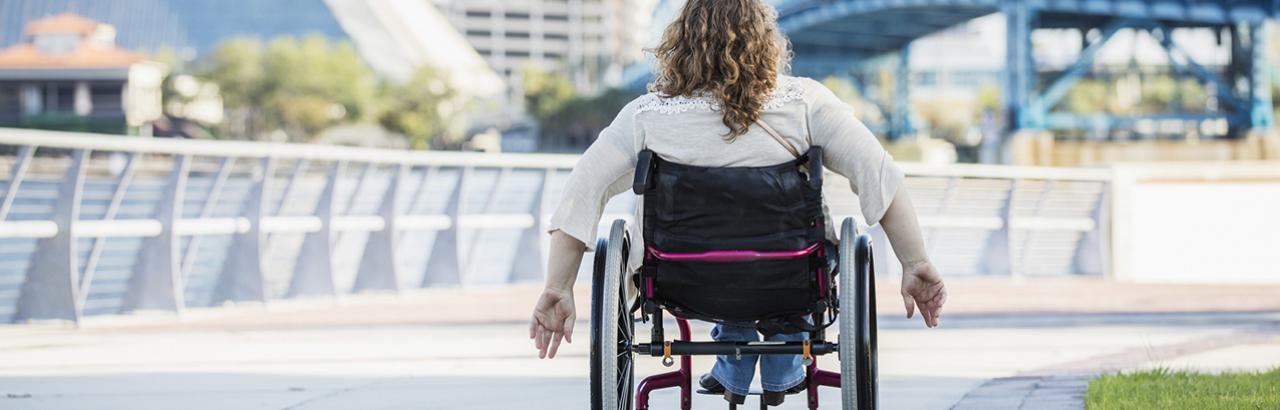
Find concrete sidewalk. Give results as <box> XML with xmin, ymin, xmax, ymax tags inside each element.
<box><xmin>59</xmin><ymin>276</ymin><xmax>1280</xmax><ymax>332</ymax></box>
<box><xmin>1</xmin><ymin>277</ymin><xmax>1279</xmax><ymax>410</ymax></box>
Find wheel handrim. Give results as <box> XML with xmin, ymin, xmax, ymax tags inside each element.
<box><xmin>616</xmin><ymin>272</ymin><xmax>634</xmax><ymax>410</ymax></box>
<box><xmin>593</xmin><ymin>220</ymin><xmax>633</xmax><ymax>410</ymax></box>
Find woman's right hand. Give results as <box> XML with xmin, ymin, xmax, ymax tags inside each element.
<box><xmin>529</xmin><ymin>287</ymin><xmax>576</xmax><ymax>359</ymax></box>
<box><xmin>900</xmin><ymin>260</ymin><xmax>946</xmax><ymax>328</ymax></box>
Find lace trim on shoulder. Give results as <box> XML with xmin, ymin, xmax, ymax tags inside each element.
<box><xmin>634</xmin><ymin>93</ymin><xmax>716</xmax><ymax>115</ymax></box>
<box><xmin>762</xmin><ymin>77</ymin><xmax>805</xmax><ymax>110</ymax></box>
<box><xmin>636</xmin><ymin>76</ymin><xmax>804</xmax><ymax>115</ymax></box>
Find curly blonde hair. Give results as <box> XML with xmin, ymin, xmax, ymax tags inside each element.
<box><xmin>649</xmin><ymin>0</ymin><xmax>791</xmax><ymax>138</ymax></box>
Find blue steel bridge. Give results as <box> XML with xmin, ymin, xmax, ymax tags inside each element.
<box><xmin>634</xmin><ymin>0</ymin><xmax>1280</xmax><ymax>139</ymax></box>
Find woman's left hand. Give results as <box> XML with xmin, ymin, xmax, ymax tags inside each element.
<box><xmin>900</xmin><ymin>260</ymin><xmax>946</xmax><ymax>328</ymax></box>
<box><xmin>529</xmin><ymin>287</ymin><xmax>576</xmax><ymax>359</ymax></box>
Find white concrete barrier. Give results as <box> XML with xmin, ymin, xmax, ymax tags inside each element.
<box><xmin>1111</xmin><ymin>162</ymin><xmax>1280</xmax><ymax>283</ymax></box>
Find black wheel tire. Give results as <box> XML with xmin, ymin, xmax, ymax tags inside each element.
<box><xmin>838</xmin><ymin>218</ymin><xmax>879</xmax><ymax>410</ymax></box>
<box><xmin>590</xmin><ymin>220</ymin><xmax>634</xmax><ymax>410</ymax></box>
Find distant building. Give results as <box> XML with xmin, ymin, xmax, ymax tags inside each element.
<box><xmin>435</xmin><ymin>0</ymin><xmax>655</xmax><ymax>94</ymax></box>
<box><xmin>0</xmin><ymin>13</ymin><xmax>166</xmax><ymax>135</ymax></box>
<box><xmin>324</xmin><ymin>0</ymin><xmax>504</xmax><ymax>99</ymax></box>
<box><xmin>0</xmin><ymin>0</ymin><xmax>505</xmax><ymax>100</ymax></box>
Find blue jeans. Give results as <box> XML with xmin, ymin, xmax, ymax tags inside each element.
<box><xmin>708</xmin><ymin>323</ymin><xmax>806</xmax><ymax>396</ymax></box>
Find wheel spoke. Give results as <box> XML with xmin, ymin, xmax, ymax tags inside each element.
<box><xmin>618</xmin><ymin>359</ymin><xmax>633</xmax><ymax>410</ymax></box>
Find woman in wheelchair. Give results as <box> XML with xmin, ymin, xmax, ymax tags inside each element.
<box><xmin>529</xmin><ymin>0</ymin><xmax>946</xmax><ymax>408</ymax></box>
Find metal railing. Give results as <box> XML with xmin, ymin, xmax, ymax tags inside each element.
<box><xmin>0</xmin><ymin>128</ymin><xmax>1110</xmax><ymax>324</ymax></box>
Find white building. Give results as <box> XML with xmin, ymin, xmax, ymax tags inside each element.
<box><xmin>325</xmin><ymin>0</ymin><xmax>506</xmax><ymax>100</ymax></box>
<box><xmin>434</xmin><ymin>0</ymin><xmax>656</xmax><ymax>94</ymax></box>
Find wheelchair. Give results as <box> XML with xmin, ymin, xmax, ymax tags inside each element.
<box><xmin>590</xmin><ymin>147</ymin><xmax>878</xmax><ymax>410</ymax></box>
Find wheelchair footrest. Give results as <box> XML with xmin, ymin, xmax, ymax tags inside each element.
<box><xmin>699</xmin><ymin>390</ymin><xmax>794</xmax><ymax>410</ymax></box>
<box><xmin>698</xmin><ymin>388</ymin><xmax>803</xmax><ymax>410</ymax></box>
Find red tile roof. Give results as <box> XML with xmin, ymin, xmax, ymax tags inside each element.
<box><xmin>0</xmin><ymin>13</ymin><xmax>146</xmax><ymax>69</ymax></box>
<box><xmin>24</xmin><ymin>13</ymin><xmax>100</xmax><ymax>36</ymax></box>
<box><xmin>0</xmin><ymin>44</ymin><xmax>145</xmax><ymax>69</ymax></box>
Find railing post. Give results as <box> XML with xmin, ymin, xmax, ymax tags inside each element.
<box><xmin>509</xmin><ymin>168</ymin><xmax>551</xmax><ymax>282</ymax></box>
<box><xmin>82</xmin><ymin>152</ymin><xmax>138</xmax><ymax>308</ymax></box>
<box><xmin>925</xmin><ymin>176</ymin><xmax>959</xmax><ymax>247</ymax></box>
<box><xmin>1072</xmin><ymin>182</ymin><xmax>1108</xmax><ymax>276</ymax></box>
<box><xmin>466</xmin><ymin>167</ymin><xmax>511</xmax><ymax>281</ymax></box>
<box><xmin>288</xmin><ymin>161</ymin><xmax>344</xmax><ymax>298</ymax></box>
<box><xmin>423</xmin><ymin>167</ymin><xmax>467</xmax><ymax>286</ymax></box>
<box><xmin>122</xmin><ymin>154</ymin><xmax>189</xmax><ymax>313</ymax></box>
<box><xmin>343</xmin><ymin>162</ymin><xmax>375</xmax><ymax>214</ymax></box>
<box><xmin>1017</xmin><ymin>179</ymin><xmax>1055</xmax><ymax>275</ymax></box>
<box><xmin>275</xmin><ymin>159</ymin><xmax>310</xmax><ymax>215</ymax></box>
<box><xmin>180</xmin><ymin>157</ymin><xmax>235</xmax><ymax>278</ymax></box>
<box><xmin>0</xmin><ymin>145</ymin><xmax>35</xmax><ymax>221</ymax></box>
<box><xmin>14</xmin><ymin>149</ymin><xmax>88</xmax><ymax>323</ymax></box>
<box><xmin>407</xmin><ymin>166</ymin><xmax>436</xmax><ymax>214</ymax></box>
<box><xmin>982</xmin><ymin>178</ymin><xmax>1017</xmax><ymax>276</ymax></box>
<box><xmin>212</xmin><ymin>158</ymin><xmax>273</xmax><ymax>305</ymax></box>
<box><xmin>354</xmin><ymin>163</ymin><xmax>405</xmax><ymax>292</ymax></box>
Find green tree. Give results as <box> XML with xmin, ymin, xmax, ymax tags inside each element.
<box><xmin>539</xmin><ymin>88</ymin><xmax>634</xmax><ymax>146</ymax></box>
<box><xmin>378</xmin><ymin>67</ymin><xmax>461</xmax><ymax>149</ymax></box>
<box><xmin>260</xmin><ymin>36</ymin><xmax>377</xmax><ymax>139</ymax></box>
<box><xmin>522</xmin><ymin>66</ymin><xmax>575</xmax><ymax>121</ymax></box>
<box><xmin>203</xmin><ymin>38</ymin><xmax>264</xmax><ymax>111</ymax></box>
<box><xmin>200</xmin><ymin>35</ymin><xmax>377</xmax><ymax>141</ymax></box>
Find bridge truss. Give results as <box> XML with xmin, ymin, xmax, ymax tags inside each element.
<box><xmin>776</xmin><ymin>0</ymin><xmax>1279</xmax><ymax>139</ymax></box>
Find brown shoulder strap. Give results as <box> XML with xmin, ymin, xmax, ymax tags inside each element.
<box><xmin>755</xmin><ymin>119</ymin><xmax>801</xmax><ymax>159</ymax></box>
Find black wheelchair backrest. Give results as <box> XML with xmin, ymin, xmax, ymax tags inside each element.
<box><xmin>632</xmin><ymin>147</ymin><xmax>828</xmax><ymax>322</ymax></box>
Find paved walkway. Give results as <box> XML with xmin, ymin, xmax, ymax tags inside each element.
<box><xmin>0</xmin><ymin>278</ymin><xmax>1278</xmax><ymax>409</ymax></box>
<box><xmin>75</xmin><ymin>277</ymin><xmax>1280</xmax><ymax>332</ymax></box>
<box><xmin>953</xmin><ymin>375</ymin><xmax>1090</xmax><ymax>410</ymax></box>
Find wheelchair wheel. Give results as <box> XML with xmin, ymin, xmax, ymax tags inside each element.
<box><xmin>590</xmin><ymin>220</ymin><xmax>634</xmax><ymax>410</ymax></box>
<box><xmin>838</xmin><ymin>218</ymin><xmax>878</xmax><ymax>410</ymax></box>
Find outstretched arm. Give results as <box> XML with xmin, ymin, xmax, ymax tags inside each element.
<box><xmin>879</xmin><ymin>190</ymin><xmax>946</xmax><ymax>327</ymax></box>
<box><xmin>529</xmin><ymin>230</ymin><xmax>587</xmax><ymax>359</ymax></box>
<box><xmin>802</xmin><ymin>77</ymin><xmax>945</xmax><ymax>327</ymax></box>
<box><xmin>529</xmin><ymin>99</ymin><xmax>641</xmax><ymax>359</ymax></box>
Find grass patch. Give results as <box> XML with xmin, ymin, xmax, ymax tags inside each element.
<box><xmin>1087</xmin><ymin>367</ymin><xmax>1280</xmax><ymax>409</ymax></box>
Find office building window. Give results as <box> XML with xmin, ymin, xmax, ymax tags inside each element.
<box><xmin>544</xmin><ymin>33</ymin><xmax>569</xmax><ymax>41</ymax></box>
<box><xmin>545</xmin><ymin>14</ymin><xmax>569</xmax><ymax>21</ymax></box>
<box><xmin>506</xmin><ymin>31</ymin><xmax>531</xmax><ymax>39</ymax></box>
<box><xmin>508</xmin><ymin>50</ymin><xmax>531</xmax><ymax>58</ymax></box>
<box><xmin>465</xmin><ymin>10</ymin><xmax>491</xmax><ymax>18</ymax></box>
<box><xmin>504</xmin><ymin>12</ymin><xmax>530</xmax><ymax>19</ymax></box>
<box><xmin>477</xmin><ymin>49</ymin><xmax>492</xmax><ymax>56</ymax></box>
<box><xmin>466</xmin><ymin>29</ymin><xmax>491</xmax><ymax>37</ymax></box>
